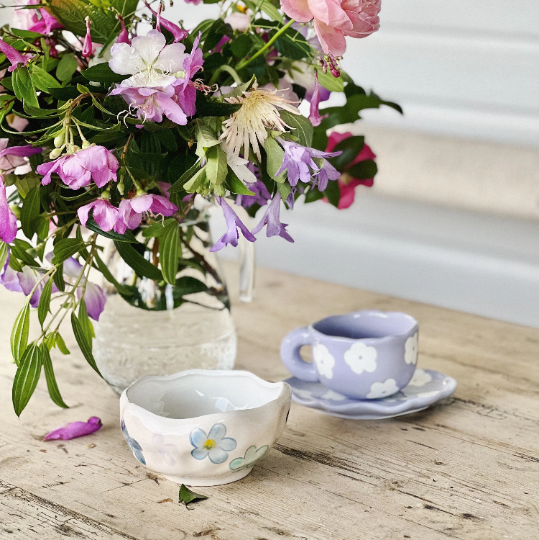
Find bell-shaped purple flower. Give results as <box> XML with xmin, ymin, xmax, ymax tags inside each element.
<box><xmin>0</xmin><ymin>175</ymin><xmax>17</xmax><ymax>243</ymax></box>
<box><xmin>210</xmin><ymin>197</ymin><xmax>256</xmax><ymax>252</ymax></box>
<box><xmin>308</xmin><ymin>71</ymin><xmax>328</xmax><ymax>127</ymax></box>
<box><xmin>145</xmin><ymin>1</ymin><xmax>189</xmax><ymax>43</ymax></box>
<box><xmin>116</xmin><ymin>193</ymin><xmax>177</xmax><ymax>233</ymax></box>
<box><xmin>78</xmin><ymin>199</ymin><xmax>122</xmax><ymax>233</ymax></box>
<box><xmin>37</xmin><ymin>146</ymin><xmax>119</xmax><ymax>189</ymax></box>
<box><xmin>0</xmin><ymin>38</ymin><xmax>33</xmax><ymax>72</ymax></box>
<box><xmin>276</xmin><ymin>139</ymin><xmax>341</xmax><ymax>191</ymax></box>
<box><xmin>251</xmin><ymin>193</ymin><xmax>294</xmax><ymax>243</ymax></box>
<box><xmin>236</xmin><ymin>178</ymin><xmax>271</xmax><ymax>209</ymax></box>
<box><xmin>117</xmin><ymin>14</ymin><xmax>131</xmax><ymax>45</ymax></box>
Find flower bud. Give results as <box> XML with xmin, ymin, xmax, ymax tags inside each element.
<box><xmin>54</xmin><ymin>133</ymin><xmax>64</xmax><ymax>148</ymax></box>
<box><xmin>100</xmin><ymin>189</ymin><xmax>111</xmax><ymax>200</ymax></box>
<box><xmin>49</xmin><ymin>147</ymin><xmax>62</xmax><ymax>159</ymax></box>
<box><xmin>117</xmin><ymin>179</ymin><xmax>125</xmax><ymax>196</ymax></box>
<box><xmin>81</xmin><ymin>139</ymin><xmax>92</xmax><ymax>149</ymax></box>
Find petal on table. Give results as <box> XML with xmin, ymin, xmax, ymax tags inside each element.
<box><xmin>44</xmin><ymin>417</ymin><xmax>102</xmax><ymax>441</ymax></box>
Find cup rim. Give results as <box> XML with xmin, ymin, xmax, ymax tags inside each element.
<box><xmin>308</xmin><ymin>310</ymin><xmax>418</xmax><ymax>343</ymax></box>
<box><xmin>121</xmin><ymin>369</ymin><xmax>291</xmax><ymax>426</ymax></box>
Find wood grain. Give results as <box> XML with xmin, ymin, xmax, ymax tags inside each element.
<box><xmin>0</xmin><ymin>261</ymin><xmax>537</xmax><ymax>540</ymax></box>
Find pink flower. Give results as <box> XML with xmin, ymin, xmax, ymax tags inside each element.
<box><xmin>0</xmin><ymin>263</ymin><xmax>57</xmax><ymax>307</ymax></box>
<box><xmin>145</xmin><ymin>1</ymin><xmax>189</xmax><ymax>43</ymax></box>
<box><xmin>325</xmin><ymin>131</ymin><xmax>376</xmax><ymax>209</ymax></box>
<box><xmin>7</xmin><ymin>115</ymin><xmax>29</xmax><ymax>132</ymax></box>
<box><xmin>82</xmin><ymin>17</ymin><xmax>93</xmax><ymax>59</ymax></box>
<box><xmin>281</xmin><ymin>0</ymin><xmax>381</xmax><ymax>56</ymax></box>
<box><xmin>0</xmin><ymin>38</ymin><xmax>33</xmax><ymax>72</ymax></box>
<box><xmin>0</xmin><ymin>140</ymin><xmax>42</xmax><ymax>171</ymax></box>
<box><xmin>44</xmin><ymin>417</ymin><xmax>102</xmax><ymax>441</ymax></box>
<box><xmin>308</xmin><ymin>71</ymin><xmax>327</xmax><ymax>127</ymax></box>
<box><xmin>37</xmin><ymin>146</ymin><xmax>119</xmax><ymax>189</ymax></box>
<box><xmin>116</xmin><ymin>194</ymin><xmax>177</xmax><ymax>233</ymax></box>
<box><xmin>117</xmin><ymin>14</ymin><xmax>131</xmax><ymax>45</ymax></box>
<box><xmin>78</xmin><ymin>199</ymin><xmax>122</xmax><ymax>233</ymax></box>
<box><xmin>0</xmin><ymin>175</ymin><xmax>17</xmax><ymax>244</ymax></box>
<box><xmin>224</xmin><ymin>12</ymin><xmax>251</xmax><ymax>32</ymax></box>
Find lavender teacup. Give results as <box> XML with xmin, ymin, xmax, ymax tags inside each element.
<box><xmin>280</xmin><ymin>311</ymin><xmax>419</xmax><ymax>400</ymax></box>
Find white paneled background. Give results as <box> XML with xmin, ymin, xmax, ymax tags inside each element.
<box><xmin>2</xmin><ymin>2</ymin><xmax>539</xmax><ymax>326</ymax></box>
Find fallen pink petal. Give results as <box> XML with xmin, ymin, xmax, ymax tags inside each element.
<box><xmin>44</xmin><ymin>417</ymin><xmax>102</xmax><ymax>441</ymax></box>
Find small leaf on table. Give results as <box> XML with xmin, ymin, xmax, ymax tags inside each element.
<box><xmin>179</xmin><ymin>484</ymin><xmax>208</xmax><ymax>508</ymax></box>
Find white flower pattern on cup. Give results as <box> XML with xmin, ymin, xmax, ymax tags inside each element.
<box><xmin>367</xmin><ymin>379</ymin><xmax>400</xmax><ymax>399</ymax></box>
<box><xmin>344</xmin><ymin>342</ymin><xmax>377</xmax><ymax>374</ymax></box>
<box><xmin>190</xmin><ymin>423</ymin><xmax>237</xmax><ymax>464</ymax></box>
<box><xmin>408</xmin><ymin>369</ymin><xmax>432</xmax><ymax>387</ymax></box>
<box><xmin>404</xmin><ymin>332</ymin><xmax>418</xmax><ymax>365</ymax></box>
<box><xmin>313</xmin><ymin>344</ymin><xmax>335</xmax><ymax>379</ymax></box>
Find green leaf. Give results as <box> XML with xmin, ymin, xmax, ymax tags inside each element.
<box><xmin>49</xmin><ymin>86</ymin><xmax>80</xmax><ymax>100</ymax></box>
<box><xmin>12</xmin><ymin>67</ymin><xmax>39</xmax><ymax>109</ymax></box>
<box><xmin>142</xmin><ymin>221</ymin><xmax>167</xmax><ymax>239</ymax></box>
<box><xmin>183</xmin><ymin>167</ymin><xmax>208</xmax><ymax>193</ymax></box>
<box><xmin>38</xmin><ymin>277</ymin><xmax>53</xmax><ymax>327</ymax></box>
<box><xmin>30</xmin><ymin>65</ymin><xmax>61</xmax><ymax>93</ymax></box>
<box><xmin>271</xmin><ymin>25</ymin><xmax>310</xmax><ymax>60</ymax></box>
<box><xmin>12</xmin><ymin>343</ymin><xmax>42</xmax><ymax>416</ymax></box>
<box><xmin>317</xmin><ymin>70</ymin><xmax>344</xmax><ymax>93</ymax></box>
<box><xmin>279</xmin><ymin>111</ymin><xmax>313</xmax><ymax>147</ymax></box>
<box><xmin>20</xmin><ymin>187</ymin><xmax>41</xmax><ymax>239</ymax></box>
<box><xmin>56</xmin><ymin>53</ymin><xmax>78</xmax><ymax>82</ymax></box>
<box><xmin>71</xmin><ymin>313</ymin><xmax>101</xmax><ymax>377</ymax></box>
<box><xmin>264</xmin><ymin>137</ymin><xmax>286</xmax><ymax>182</ymax></box>
<box><xmin>159</xmin><ymin>221</ymin><xmax>181</xmax><ymax>285</ymax></box>
<box><xmin>11</xmin><ymin>238</ymin><xmax>37</xmax><ymax>266</ymax></box>
<box><xmin>194</xmin><ymin>93</ymin><xmax>242</xmax><ymax>118</ymax></box>
<box><xmin>51</xmin><ymin>238</ymin><xmax>84</xmax><ymax>265</ymax></box>
<box><xmin>331</xmin><ymin>135</ymin><xmax>365</xmax><ymax>170</ymax></box>
<box><xmin>0</xmin><ymin>241</ymin><xmax>9</xmax><ymax>270</ymax></box>
<box><xmin>11</xmin><ymin>303</ymin><xmax>30</xmax><ymax>365</ymax></box>
<box><xmin>78</xmin><ymin>300</ymin><xmax>94</xmax><ymax>351</ymax></box>
<box><xmin>323</xmin><ymin>180</ymin><xmax>340</xmax><ymax>208</ymax></box>
<box><xmin>82</xmin><ymin>63</ymin><xmax>129</xmax><ymax>84</ymax></box>
<box><xmin>85</xmin><ymin>218</ymin><xmax>137</xmax><ymax>242</ymax></box>
<box><xmin>169</xmin><ymin>161</ymin><xmax>202</xmax><ymax>194</ymax></box>
<box><xmin>174</xmin><ymin>276</ymin><xmax>208</xmax><ymax>296</ymax></box>
<box><xmin>179</xmin><ymin>484</ymin><xmax>208</xmax><ymax>507</ymax></box>
<box><xmin>231</xmin><ymin>34</ymin><xmax>254</xmax><ymax>58</ymax></box>
<box><xmin>53</xmin><ymin>263</ymin><xmax>66</xmax><ymax>292</ymax></box>
<box><xmin>15</xmin><ymin>173</ymin><xmax>41</xmax><ymax>199</ymax></box>
<box><xmin>346</xmin><ymin>159</ymin><xmax>378</xmax><ymax>180</ymax></box>
<box><xmin>41</xmin><ymin>344</ymin><xmax>68</xmax><ymax>408</ymax></box>
<box><xmin>54</xmin><ymin>332</ymin><xmax>70</xmax><ymax>355</ymax></box>
<box><xmin>205</xmin><ymin>145</ymin><xmax>228</xmax><ymax>186</ymax></box>
<box><xmin>114</xmin><ymin>241</ymin><xmax>163</xmax><ymax>281</ymax></box>
<box><xmin>226</xmin><ymin>170</ymin><xmax>255</xmax><ymax>196</ymax></box>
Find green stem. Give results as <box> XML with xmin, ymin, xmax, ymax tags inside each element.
<box><xmin>209</xmin><ymin>65</ymin><xmax>243</xmax><ymax>86</ymax></box>
<box><xmin>236</xmin><ymin>19</ymin><xmax>295</xmax><ymax>71</ymax></box>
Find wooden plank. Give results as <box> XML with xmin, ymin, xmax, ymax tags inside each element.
<box><xmin>0</xmin><ymin>262</ymin><xmax>538</xmax><ymax>539</ymax></box>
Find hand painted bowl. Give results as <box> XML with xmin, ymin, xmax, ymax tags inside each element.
<box><xmin>120</xmin><ymin>370</ymin><xmax>291</xmax><ymax>486</ymax></box>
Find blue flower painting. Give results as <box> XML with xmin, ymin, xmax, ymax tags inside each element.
<box><xmin>190</xmin><ymin>423</ymin><xmax>237</xmax><ymax>464</ymax></box>
<box><xmin>121</xmin><ymin>419</ymin><xmax>146</xmax><ymax>465</ymax></box>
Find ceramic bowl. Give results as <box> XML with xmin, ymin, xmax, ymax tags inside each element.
<box><xmin>120</xmin><ymin>370</ymin><xmax>291</xmax><ymax>486</ymax></box>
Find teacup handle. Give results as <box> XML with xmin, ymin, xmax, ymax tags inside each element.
<box><xmin>280</xmin><ymin>327</ymin><xmax>318</xmax><ymax>382</ymax></box>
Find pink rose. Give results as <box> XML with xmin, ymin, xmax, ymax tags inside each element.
<box><xmin>281</xmin><ymin>0</ymin><xmax>381</xmax><ymax>56</ymax></box>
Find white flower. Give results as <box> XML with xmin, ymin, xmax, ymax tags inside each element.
<box><xmin>222</xmin><ymin>144</ymin><xmax>257</xmax><ymax>184</ymax></box>
<box><xmin>220</xmin><ymin>84</ymin><xmax>300</xmax><ymax>160</ymax></box>
<box><xmin>404</xmin><ymin>332</ymin><xmax>418</xmax><ymax>365</ymax></box>
<box><xmin>408</xmin><ymin>369</ymin><xmax>432</xmax><ymax>387</ymax></box>
<box><xmin>190</xmin><ymin>423</ymin><xmax>237</xmax><ymax>464</ymax></box>
<box><xmin>313</xmin><ymin>344</ymin><xmax>335</xmax><ymax>379</ymax></box>
<box><xmin>367</xmin><ymin>379</ymin><xmax>400</xmax><ymax>399</ymax></box>
<box><xmin>321</xmin><ymin>389</ymin><xmax>347</xmax><ymax>401</ymax></box>
<box><xmin>109</xmin><ymin>30</ymin><xmax>188</xmax><ymax>88</ymax></box>
<box><xmin>344</xmin><ymin>342</ymin><xmax>377</xmax><ymax>374</ymax></box>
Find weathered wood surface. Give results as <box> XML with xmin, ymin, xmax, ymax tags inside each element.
<box><xmin>0</xmin><ymin>261</ymin><xmax>538</xmax><ymax>540</ymax></box>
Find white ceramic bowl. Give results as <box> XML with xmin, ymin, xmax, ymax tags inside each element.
<box><xmin>120</xmin><ymin>370</ymin><xmax>291</xmax><ymax>486</ymax></box>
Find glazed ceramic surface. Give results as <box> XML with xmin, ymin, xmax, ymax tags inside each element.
<box><xmin>281</xmin><ymin>310</ymin><xmax>419</xmax><ymax>400</ymax></box>
<box><xmin>120</xmin><ymin>370</ymin><xmax>291</xmax><ymax>486</ymax></box>
<box><xmin>287</xmin><ymin>369</ymin><xmax>456</xmax><ymax>420</ymax></box>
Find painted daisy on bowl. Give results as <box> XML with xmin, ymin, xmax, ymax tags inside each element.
<box><xmin>190</xmin><ymin>423</ymin><xmax>237</xmax><ymax>464</ymax></box>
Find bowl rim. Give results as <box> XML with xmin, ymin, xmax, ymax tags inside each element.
<box><xmin>121</xmin><ymin>369</ymin><xmax>291</xmax><ymax>426</ymax></box>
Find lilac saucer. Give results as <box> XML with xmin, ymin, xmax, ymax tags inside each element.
<box><xmin>286</xmin><ymin>369</ymin><xmax>456</xmax><ymax>420</ymax></box>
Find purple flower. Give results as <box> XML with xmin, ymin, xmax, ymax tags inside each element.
<box><xmin>145</xmin><ymin>1</ymin><xmax>189</xmax><ymax>43</ymax></box>
<box><xmin>117</xmin><ymin>14</ymin><xmax>131</xmax><ymax>45</ymax></box>
<box><xmin>236</xmin><ymin>178</ymin><xmax>271</xmax><ymax>209</ymax></box>
<box><xmin>37</xmin><ymin>146</ymin><xmax>119</xmax><ymax>189</ymax></box>
<box><xmin>44</xmin><ymin>417</ymin><xmax>102</xmax><ymax>441</ymax></box>
<box><xmin>0</xmin><ymin>175</ymin><xmax>17</xmax><ymax>243</ymax></box>
<box><xmin>13</xmin><ymin>1</ymin><xmax>63</xmax><ymax>34</ymax></box>
<box><xmin>82</xmin><ymin>17</ymin><xmax>93</xmax><ymax>59</ymax></box>
<box><xmin>63</xmin><ymin>257</ymin><xmax>107</xmax><ymax>320</ymax></box>
<box><xmin>0</xmin><ymin>139</ymin><xmax>42</xmax><ymax>172</ymax></box>
<box><xmin>116</xmin><ymin>194</ymin><xmax>177</xmax><ymax>233</ymax></box>
<box><xmin>251</xmin><ymin>193</ymin><xmax>294</xmax><ymax>243</ymax></box>
<box><xmin>78</xmin><ymin>199</ymin><xmax>122</xmax><ymax>233</ymax></box>
<box><xmin>276</xmin><ymin>139</ymin><xmax>341</xmax><ymax>191</ymax></box>
<box><xmin>0</xmin><ymin>264</ymin><xmax>55</xmax><ymax>307</ymax></box>
<box><xmin>210</xmin><ymin>197</ymin><xmax>256</xmax><ymax>252</ymax></box>
<box><xmin>308</xmin><ymin>71</ymin><xmax>328</xmax><ymax>127</ymax></box>
<box><xmin>0</xmin><ymin>38</ymin><xmax>33</xmax><ymax>72</ymax></box>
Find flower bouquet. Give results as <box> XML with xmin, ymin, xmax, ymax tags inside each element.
<box><xmin>0</xmin><ymin>0</ymin><xmax>400</xmax><ymax>415</ymax></box>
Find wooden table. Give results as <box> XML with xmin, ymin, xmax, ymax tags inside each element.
<box><xmin>1</xmin><ymin>262</ymin><xmax>538</xmax><ymax>540</ymax></box>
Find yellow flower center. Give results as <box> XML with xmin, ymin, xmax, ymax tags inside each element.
<box><xmin>203</xmin><ymin>439</ymin><xmax>217</xmax><ymax>450</ymax></box>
